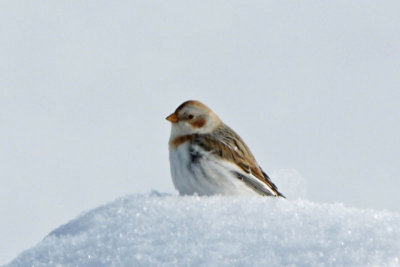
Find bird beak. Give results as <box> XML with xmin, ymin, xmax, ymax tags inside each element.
<box><xmin>166</xmin><ymin>113</ymin><xmax>179</xmax><ymax>123</ymax></box>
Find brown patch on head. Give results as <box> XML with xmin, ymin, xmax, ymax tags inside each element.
<box><xmin>170</xmin><ymin>135</ymin><xmax>192</xmax><ymax>147</ymax></box>
<box><xmin>169</xmin><ymin>100</ymin><xmax>221</xmax><ymax>128</ymax></box>
<box><xmin>190</xmin><ymin>118</ymin><xmax>206</xmax><ymax>128</ymax></box>
<box><xmin>175</xmin><ymin>100</ymin><xmax>212</xmax><ymax>114</ymax></box>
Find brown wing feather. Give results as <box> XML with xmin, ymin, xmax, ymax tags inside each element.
<box><xmin>192</xmin><ymin>124</ymin><xmax>284</xmax><ymax>197</ymax></box>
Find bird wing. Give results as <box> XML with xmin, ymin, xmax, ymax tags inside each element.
<box><xmin>192</xmin><ymin>125</ymin><xmax>285</xmax><ymax>198</ymax></box>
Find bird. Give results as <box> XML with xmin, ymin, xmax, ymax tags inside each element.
<box><xmin>166</xmin><ymin>100</ymin><xmax>285</xmax><ymax>198</ymax></box>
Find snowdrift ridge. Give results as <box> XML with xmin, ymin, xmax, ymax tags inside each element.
<box><xmin>8</xmin><ymin>192</ymin><xmax>400</xmax><ymax>266</ymax></box>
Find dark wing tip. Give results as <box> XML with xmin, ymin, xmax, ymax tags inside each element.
<box><xmin>260</xmin><ymin>169</ymin><xmax>286</xmax><ymax>198</ymax></box>
<box><xmin>277</xmin><ymin>191</ymin><xmax>286</xmax><ymax>198</ymax></box>
<box><xmin>232</xmin><ymin>171</ymin><xmax>276</xmax><ymax>196</ymax></box>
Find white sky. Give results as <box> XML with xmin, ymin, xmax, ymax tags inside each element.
<box><xmin>1</xmin><ymin>1</ymin><xmax>400</xmax><ymax>264</ymax></box>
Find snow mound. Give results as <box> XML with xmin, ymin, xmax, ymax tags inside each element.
<box><xmin>7</xmin><ymin>192</ymin><xmax>400</xmax><ymax>266</ymax></box>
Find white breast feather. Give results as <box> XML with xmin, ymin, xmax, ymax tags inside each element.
<box><xmin>169</xmin><ymin>142</ymin><xmax>258</xmax><ymax>196</ymax></box>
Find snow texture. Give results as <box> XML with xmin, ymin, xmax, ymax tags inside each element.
<box><xmin>7</xmin><ymin>192</ymin><xmax>400</xmax><ymax>267</ymax></box>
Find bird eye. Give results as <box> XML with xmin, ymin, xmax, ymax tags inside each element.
<box><xmin>188</xmin><ymin>114</ymin><xmax>194</xmax><ymax>120</ymax></box>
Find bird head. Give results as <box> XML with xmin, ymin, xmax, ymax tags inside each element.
<box><xmin>166</xmin><ymin>100</ymin><xmax>221</xmax><ymax>137</ymax></box>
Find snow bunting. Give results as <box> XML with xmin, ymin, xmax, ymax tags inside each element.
<box><xmin>166</xmin><ymin>100</ymin><xmax>285</xmax><ymax>197</ymax></box>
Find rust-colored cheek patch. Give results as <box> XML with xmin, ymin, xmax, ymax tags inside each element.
<box><xmin>191</xmin><ymin>118</ymin><xmax>206</xmax><ymax>128</ymax></box>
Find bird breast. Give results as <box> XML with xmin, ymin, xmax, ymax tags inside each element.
<box><xmin>168</xmin><ymin>141</ymin><xmax>257</xmax><ymax>196</ymax></box>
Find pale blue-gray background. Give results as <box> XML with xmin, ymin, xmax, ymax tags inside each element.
<box><xmin>1</xmin><ymin>1</ymin><xmax>399</xmax><ymax>264</ymax></box>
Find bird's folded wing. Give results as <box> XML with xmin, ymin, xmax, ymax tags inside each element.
<box><xmin>192</xmin><ymin>126</ymin><xmax>284</xmax><ymax>197</ymax></box>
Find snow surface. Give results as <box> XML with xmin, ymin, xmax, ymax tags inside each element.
<box><xmin>7</xmin><ymin>192</ymin><xmax>400</xmax><ymax>267</ymax></box>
